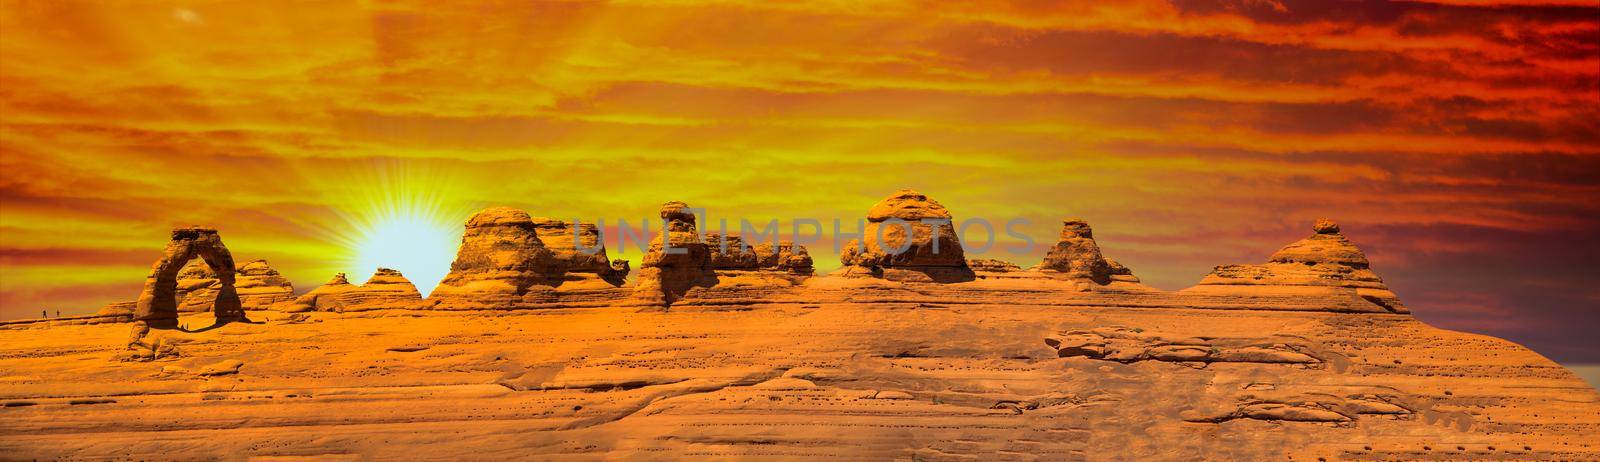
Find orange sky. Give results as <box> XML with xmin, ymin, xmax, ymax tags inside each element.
<box><xmin>1</xmin><ymin>1</ymin><xmax>1597</xmax><ymax>361</ymax></box>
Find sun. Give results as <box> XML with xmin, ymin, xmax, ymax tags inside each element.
<box><xmin>322</xmin><ymin>162</ymin><xmax>470</xmax><ymax>296</ymax></box>
<box><xmin>351</xmin><ymin>212</ymin><xmax>458</xmax><ymax>296</ymax></box>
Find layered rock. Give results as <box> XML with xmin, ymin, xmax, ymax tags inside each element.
<box><xmin>707</xmin><ymin>235</ymin><xmax>815</xmax><ymax>274</ymax></box>
<box><xmin>771</xmin><ymin>241</ymin><xmax>814</xmax><ymax>274</ymax></box>
<box><xmin>102</xmin><ymin>258</ymin><xmax>294</xmax><ymax>321</ymax></box>
<box><xmin>164</xmin><ymin>259</ymin><xmax>296</xmax><ymax>312</ymax></box>
<box><xmin>838</xmin><ymin>189</ymin><xmax>974</xmax><ymax>282</ymax></box>
<box><xmin>278</xmin><ymin>269</ymin><xmax>427</xmax><ymax>312</ymax></box>
<box><xmin>632</xmin><ymin>201</ymin><xmax>716</xmax><ymax>304</ymax></box>
<box><xmin>1036</xmin><ymin>219</ymin><xmax>1139</xmax><ymax>284</ymax></box>
<box><xmin>132</xmin><ymin>227</ymin><xmax>243</xmax><ymax>323</ymax></box>
<box><xmin>235</xmin><ymin>260</ymin><xmax>297</xmax><ymax>307</ymax></box>
<box><xmin>1182</xmin><ymin>219</ymin><xmax>1408</xmax><ymax>313</ymax></box>
<box><xmin>429</xmin><ymin>207</ymin><xmax>567</xmax><ymax>309</ymax></box>
<box><xmin>531</xmin><ymin>218</ymin><xmax>629</xmax><ymax>286</ymax></box>
<box><xmin>968</xmin><ymin>258</ymin><xmax>1021</xmax><ymax>272</ymax></box>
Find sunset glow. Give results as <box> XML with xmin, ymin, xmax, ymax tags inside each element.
<box><xmin>0</xmin><ymin>1</ymin><xmax>1596</xmax><ymax>364</ymax></box>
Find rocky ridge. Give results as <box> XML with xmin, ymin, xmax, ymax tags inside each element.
<box><xmin>1</xmin><ymin>191</ymin><xmax>1595</xmax><ymax>460</ymax></box>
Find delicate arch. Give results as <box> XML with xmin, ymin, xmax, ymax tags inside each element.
<box><xmin>133</xmin><ymin>227</ymin><xmax>244</xmax><ymax>323</ymax></box>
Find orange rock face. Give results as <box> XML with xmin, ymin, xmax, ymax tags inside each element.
<box><xmin>839</xmin><ymin>189</ymin><xmax>974</xmax><ymax>282</ymax></box>
<box><xmin>1182</xmin><ymin>219</ymin><xmax>1408</xmax><ymax>313</ymax></box>
<box><xmin>1036</xmin><ymin>218</ymin><xmax>1138</xmax><ymax>283</ymax></box>
<box><xmin>532</xmin><ymin>217</ymin><xmax>629</xmax><ymax>286</ymax></box>
<box><xmin>132</xmin><ymin>227</ymin><xmax>243</xmax><ymax>324</ymax></box>
<box><xmin>429</xmin><ymin>207</ymin><xmax>567</xmax><ymax>309</ymax></box>
<box><xmin>633</xmin><ymin>201</ymin><xmax>717</xmax><ymax>304</ymax></box>
<box><xmin>5</xmin><ymin>197</ymin><xmax>1594</xmax><ymax>460</ymax></box>
<box><xmin>280</xmin><ymin>269</ymin><xmax>428</xmax><ymax>312</ymax></box>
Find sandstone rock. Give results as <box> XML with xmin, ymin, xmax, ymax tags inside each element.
<box><xmin>1036</xmin><ymin>219</ymin><xmax>1137</xmax><ymax>284</ymax></box>
<box><xmin>112</xmin><ymin>258</ymin><xmax>293</xmax><ymax>316</ymax></box>
<box><xmin>133</xmin><ymin>227</ymin><xmax>243</xmax><ymax>324</ymax></box>
<box><xmin>280</xmin><ymin>269</ymin><xmax>428</xmax><ymax>312</ymax></box>
<box><xmin>772</xmin><ymin>241</ymin><xmax>814</xmax><ymax>274</ymax></box>
<box><xmin>532</xmin><ymin>218</ymin><xmax>628</xmax><ymax>286</ymax></box>
<box><xmin>234</xmin><ymin>260</ymin><xmax>296</xmax><ymax>308</ymax></box>
<box><xmin>1104</xmin><ymin>259</ymin><xmax>1139</xmax><ymax>283</ymax></box>
<box><xmin>96</xmin><ymin>301</ymin><xmax>136</xmax><ymax>318</ymax></box>
<box><xmin>1185</xmin><ymin>220</ymin><xmax>1408</xmax><ymax>313</ymax></box>
<box><xmin>632</xmin><ymin>201</ymin><xmax>715</xmax><ymax>305</ymax></box>
<box><xmin>839</xmin><ymin>189</ymin><xmax>973</xmax><ymax>282</ymax></box>
<box><xmin>430</xmin><ymin>207</ymin><xmax>567</xmax><ymax>308</ymax></box>
<box><xmin>708</xmin><ymin>236</ymin><xmax>814</xmax><ymax>274</ymax></box>
<box><xmin>279</xmin><ymin>273</ymin><xmax>355</xmax><ymax>312</ymax></box>
<box><xmin>196</xmin><ymin>359</ymin><xmax>244</xmax><ymax>376</ymax></box>
<box><xmin>707</xmin><ymin>233</ymin><xmax>760</xmax><ymax>270</ymax></box>
<box><xmin>870</xmin><ymin>390</ymin><xmax>914</xmax><ymax>400</ymax></box>
<box><xmin>968</xmin><ymin>258</ymin><xmax>1021</xmax><ymax>272</ymax></box>
<box><xmin>1045</xmin><ymin>327</ymin><xmax>1321</xmax><ymax>366</ymax></box>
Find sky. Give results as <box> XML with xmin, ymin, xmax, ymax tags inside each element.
<box><xmin>1</xmin><ymin>1</ymin><xmax>1596</xmax><ymax>363</ymax></box>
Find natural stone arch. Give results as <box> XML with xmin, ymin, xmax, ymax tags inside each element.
<box><xmin>133</xmin><ymin>227</ymin><xmax>244</xmax><ymax>323</ymax></box>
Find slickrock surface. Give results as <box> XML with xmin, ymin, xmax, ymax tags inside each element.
<box><xmin>2</xmin><ymin>282</ymin><xmax>1595</xmax><ymax>460</ymax></box>
<box><xmin>1183</xmin><ymin>220</ymin><xmax>1409</xmax><ymax>314</ymax></box>
<box><xmin>2</xmin><ymin>207</ymin><xmax>1594</xmax><ymax>459</ymax></box>
<box><xmin>839</xmin><ymin>189</ymin><xmax>976</xmax><ymax>282</ymax></box>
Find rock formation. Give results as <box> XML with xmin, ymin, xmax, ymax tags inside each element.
<box><xmin>162</xmin><ymin>259</ymin><xmax>296</xmax><ymax>312</ymax></box>
<box><xmin>8</xmin><ymin>201</ymin><xmax>1600</xmax><ymax>461</ymax></box>
<box><xmin>967</xmin><ymin>258</ymin><xmax>1021</xmax><ymax>272</ymax></box>
<box><xmin>278</xmin><ymin>269</ymin><xmax>427</xmax><ymax>312</ymax></box>
<box><xmin>101</xmin><ymin>258</ymin><xmax>293</xmax><ymax>318</ymax></box>
<box><xmin>234</xmin><ymin>260</ymin><xmax>297</xmax><ymax>307</ymax></box>
<box><xmin>632</xmin><ymin>201</ymin><xmax>716</xmax><ymax>304</ymax></box>
<box><xmin>1036</xmin><ymin>218</ymin><xmax>1139</xmax><ymax>283</ymax></box>
<box><xmin>531</xmin><ymin>218</ymin><xmax>629</xmax><ymax>286</ymax></box>
<box><xmin>132</xmin><ymin>227</ymin><xmax>244</xmax><ymax>323</ymax></box>
<box><xmin>838</xmin><ymin>189</ymin><xmax>974</xmax><ymax>282</ymax></box>
<box><xmin>429</xmin><ymin>207</ymin><xmax>567</xmax><ymax>309</ymax></box>
<box><xmin>770</xmin><ymin>240</ymin><xmax>814</xmax><ymax>274</ymax></box>
<box><xmin>1182</xmin><ymin>219</ymin><xmax>1407</xmax><ymax>313</ymax></box>
<box><xmin>707</xmin><ymin>235</ymin><xmax>815</xmax><ymax>274</ymax></box>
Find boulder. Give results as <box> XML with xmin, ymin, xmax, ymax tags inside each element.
<box><xmin>1036</xmin><ymin>219</ymin><xmax>1137</xmax><ymax>284</ymax></box>
<box><xmin>706</xmin><ymin>233</ymin><xmax>761</xmax><ymax>270</ymax></box>
<box><xmin>838</xmin><ymin>189</ymin><xmax>973</xmax><ymax>282</ymax></box>
<box><xmin>632</xmin><ymin>201</ymin><xmax>716</xmax><ymax>304</ymax></box>
<box><xmin>531</xmin><ymin>218</ymin><xmax>629</xmax><ymax>286</ymax></box>
<box><xmin>773</xmin><ymin>241</ymin><xmax>814</xmax><ymax>274</ymax></box>
<box><xmin>430</xmin><ymin>207</ymin><xmax>567</xmax><ymax>309</ymax></box>
<box><xmin>708</xmin><ymin>236</ymin><xmax>814</xmax><ymax>274</ymax></box>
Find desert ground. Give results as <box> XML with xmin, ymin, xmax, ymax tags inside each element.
<box><xmin>2</xmin><ymin>276</ymin><xmax>1596</xmax><ymax>461</ymax></box>
<box><xmin>3</xmin><ymin>195</ymin><xmax>1596</xmax><ymax>460</ymax></box>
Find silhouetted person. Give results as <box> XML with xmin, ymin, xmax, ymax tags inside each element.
<box><xmin>56</xmin><ymin>309</ymin><xmax>61</xmax><ymax>318</ymax></box>
<box><xmin>41</xmin><ymin>309</ymin><xmax>47</xmax><ymax>318</ymax></box>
